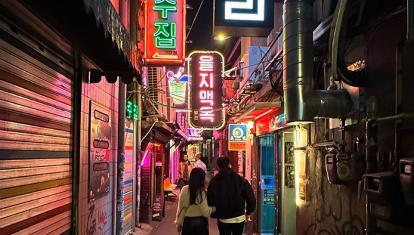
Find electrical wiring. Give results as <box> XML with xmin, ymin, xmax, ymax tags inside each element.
<box><xmin>186</xmin><ymin>0</ymin><xmax>205</xmax><ymax>39</ymax></box>
<box><xmin>143</xmin><ymin>57</ymin><xmax>274</xmax><ymax>93</ymax></box>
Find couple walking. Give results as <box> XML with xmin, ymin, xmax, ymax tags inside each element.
<box><xmin>175</xmin><ymin>157</ymin><xmax>256</xmax><ymax>235</ymax></box>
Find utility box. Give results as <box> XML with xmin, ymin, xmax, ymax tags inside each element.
<box><xmin>365</xmin><ymin>171</ymin><xmax>406</xmax><ymax>223</ymax></box>
<box><xmin>400</xmin><ymin>157</ymin><xmax>414</xmax><ymax>205</ymax></box>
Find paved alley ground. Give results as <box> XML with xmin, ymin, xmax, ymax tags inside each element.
<box><xmin>135</xmin><ymin>189</ymin><xmax>219</xmax><ymax>235</ymax></box>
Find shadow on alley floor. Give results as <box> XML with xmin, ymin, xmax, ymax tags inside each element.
<box><xmin>134</xmin><ymin>189</ymin><xmax>219</xmax><ymax>235</ymax></box>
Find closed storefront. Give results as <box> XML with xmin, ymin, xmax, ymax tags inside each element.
<box><xmin>0</xmin><ymin>6</ymin><xmax>73</xmax><ymax>234</ymax></box>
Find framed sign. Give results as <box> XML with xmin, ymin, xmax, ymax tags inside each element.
<box><xmin>213</xmin><ymin>0</ymin><xmax>274</xmax><ymax>37</ymax></box>
<box><xmin>228</xmin><ymin>124</ymin><xmax>247</xmax><ymax>151</ymax></box>
<box><xmin>188</xmin><ymin>51</ymin><xmax>225</xmax><ymax>130</ymax></box>
<box><xmin>89</xmin><ymin>101</ymin><xmax>112</xmax><ymax>201</ymax></box>
<box><xmin>144</xmin><ymin>0</ymin><xmax>186</xmax><ymax>65</ymax></box>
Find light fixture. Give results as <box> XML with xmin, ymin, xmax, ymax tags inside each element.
<box><xmin>214</xmin><ymin>34</ymin><xmax>231</xmax><ymax>41</ymax></box>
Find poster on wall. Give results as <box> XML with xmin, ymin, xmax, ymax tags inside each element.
<box><xmin>228</xmin><ymin>124</ymin><xmax>247</xmax><ymax>151</ymax></box>
<box><xmin>89</xmin><ymin>101</ymin><xmax>112</xmax><ymax>201</ymax></box>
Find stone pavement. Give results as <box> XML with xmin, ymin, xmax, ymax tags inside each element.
<box><xmin>134</xmin><ymin>189</ymin><xmax>219</xmax><ymax>235</ymax></box>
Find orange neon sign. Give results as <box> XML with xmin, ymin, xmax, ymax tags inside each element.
<box><xmin>144</xmin><ymin>0</ymin><xmax>186</xmax><ymax>65</ymax></box>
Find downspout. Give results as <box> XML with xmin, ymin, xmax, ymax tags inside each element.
<box><xmin>330</xmin><ymin>0</ymin><xmax>366</xmax><ymax>87</ymax></box>
<box><xmin>408</xmin><ymin>0</ymin><xmax>414</xmax><ymax>42</ymax></box>
<box><xmin>116</xmin><ymin>82</ymin><xmax>126</xmax><ymax>235</ymax></box>
<box><xmin>71</xmin><ymin>48</ymin><xmax>82</xmax><ymax>235</ymax></box>
<box><xmin>283</xmin><ymin>0</ymin><xmax>352</xmax><ymax>123</ymax></box>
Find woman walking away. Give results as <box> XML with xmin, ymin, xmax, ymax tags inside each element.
<box><xmin>175</xmin><ymin>167</ymin><xmax>215</xmax><ymax>235</ymax></box>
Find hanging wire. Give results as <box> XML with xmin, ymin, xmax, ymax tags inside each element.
<box><xmin>186</xmin><ymin>0</ymin><xmax>206</xmax><ymax>39</ymax></box>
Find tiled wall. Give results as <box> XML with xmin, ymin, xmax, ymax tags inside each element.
<box><xmin>79</xmin><ymin>60</ymin><xmax>119</xmax><ymax>234</ymax></box>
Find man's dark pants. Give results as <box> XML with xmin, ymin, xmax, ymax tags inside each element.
<box><xmin>217</xmin><ymin>220</ymin><xmax>245</xmax><ymax>235</ymax></box>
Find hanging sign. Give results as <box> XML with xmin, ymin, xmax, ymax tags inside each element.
<box><xmin>126</xmin><ymin>97</ymin><xmax>138</xmax><ymax>121</ymax></box>
<box><xmin>213</xmin><ymin>0</ymin><xmax>274</xmax><ymax>37</ymax></box>
<box><xmin>188</xmin><ymin>128</ymin><xmax>203</xmax><ymax>141</ymax></box>
<box><xmin>166</xmin><ymin>66</ymin><xmax>188</xmax><ymax>107</ymax></box>
<box><xmin>228</xmin><ymin>124</ymin><xmax>247</xmax><ymax>151</ymax></box>
<box><xmin>188</xmin><ymin>51</ymin><xmax>225</xmax><ymax>130</ymax></box>
<box><xmin>144</xmin><ymin>0</ymin><xmax>186</xmax><ymax>65</ymax></box>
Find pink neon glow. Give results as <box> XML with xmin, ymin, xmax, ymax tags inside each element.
<box><xmin>198</xmin><ymin>55</ymin><xmax>215</xmax><ymax>122</ymax></box>
<box><xmin>140</xmin><ymin>143</ymin><xmax>154</xmax><ymax>167</ymax></box>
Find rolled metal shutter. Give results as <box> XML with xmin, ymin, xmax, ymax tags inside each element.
<box><xmin>0</xmin><ymin>17</ymin><xmax>73</xmax><ymax>234</ymax></box>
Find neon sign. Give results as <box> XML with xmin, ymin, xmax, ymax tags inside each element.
<box><xmin>188</xmin><ymin>51</ymin><xmax>225</xmax><ymax>130</ymax></box>
<box><xmin>126</xmin><ymin>99</ymin><xmax>138</xmax><ymax>121</ymax></box>
<box><xmin>213</xmin><ymin>0</ymin><xmax>274</xmax><ymax>37</ymax></box>
<box><xmin>166</xmin><ymin>67</ymin><xmax>188</xmax><ymax>106</ymax></box>
<box><xmin>145</xmin><ymin>0</ymin><xmax>186</xmax><ymax>65</ymax></box>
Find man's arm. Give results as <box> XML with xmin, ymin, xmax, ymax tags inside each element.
<box><xmin>243</xmin><ymin>179</ymin><xmax>256</xmax><ymax>215</ymax></box>
<box><xmin>207</xmin><ymin>178</ymin><xmax>216</xmax><ymax>206</ymax></box>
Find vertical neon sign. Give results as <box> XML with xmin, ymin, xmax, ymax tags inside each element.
<box><xmin>145</xmin><ymin>0</ymin><xmax>186</xmax><ymax>65</ymax></box>
<box><xmin>188</xmin><ymin>51</ymin><xmax>225</xmax><ymax>130</ymax></box>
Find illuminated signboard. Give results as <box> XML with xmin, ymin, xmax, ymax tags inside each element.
<box><xmin>228</xmin><ymin>124</ymin><xmax>247</xmax><ymax>151</ymax></box>
<box><xmin>213</xmin><ymin>0</ymin><xmax>274</xmax><ymax>37</ymax></box>
<box><xmin>188</xmin><ymin>51</ymin><xmax>225</xmax><ymax>130</ymax></box>
<box><xmin>166</xmin><ymin>66</ymin><xmax>188</xmax><ymax>107</ymax></box>
<box><xmin>126</xmin><ymin>98</ymin><xmax>138</xmax><ymax>121</ymax></box>
<box><xmin>145</xmin><ymin>0</ymin><xmax>186</xmax><ymax>65</ymax></box>
<box><xmin>188</xmin><ymin>128</ymin><xmax>203</xmax><ymax>141</ymax></box>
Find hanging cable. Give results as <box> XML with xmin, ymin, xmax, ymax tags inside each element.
<box><xmin>186</xmin><ymin>0</ymin><xmax>205</xmax><ymax>39</ymax></box>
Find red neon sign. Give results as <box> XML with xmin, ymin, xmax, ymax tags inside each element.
<box><xmin>144</xmin><ymin>0</ymin><xmax>186</xmax><ymax>65</ymax></box>
<box><xmin>188</xmin><ymin>51</ymin><xmax>225</xmax><ymax>130</ymax></box>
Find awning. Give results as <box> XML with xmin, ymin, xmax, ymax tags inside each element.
<box><xmin>234</xmin><ymin>101</ymin><xmax>282</xmax><ymax>123</ymax></box>
<box><xmin>22</xmin><ymin>0</ymin><xmax>139</xmax><ymax>83</ymax></box>
<box><xmin>141</xmin><ymin>121</ymin><xmax>174</xmax><ymax>150</ymax></box>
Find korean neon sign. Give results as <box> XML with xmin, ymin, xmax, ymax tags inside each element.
<box><xmin>188</xmin><ymin>51</ymin><xmax>225</xmax><ymax>130</ymax></box>
<box><xmin>144</xmin><ymin>0</ymin><xmax>186</xmax><ymax>65</ymax></box>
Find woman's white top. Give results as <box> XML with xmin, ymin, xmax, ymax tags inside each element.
<box><xmin>175</xmin><ymin>185</ymin><xmax>214</xmax><ymax>227</ymax></box>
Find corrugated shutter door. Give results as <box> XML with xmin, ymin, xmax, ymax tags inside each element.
<box><xmin>0</xmin><ymin>29</ymin><xmax>73</xmax><ymax>234</ymax></box>
<box><xmin>122</xmin><ymin>125</ymin><xmax>134</xmax><ymax>234</ymax></box>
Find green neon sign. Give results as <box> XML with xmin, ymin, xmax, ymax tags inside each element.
<box><xmin>153</xmin><ymin>0</ymin><xmax>177</xmax><ymax>50</ymax></box>
<box><xmin>126</xmin><ymin>100</ymin><xmax>138</xmax><ymax>121</ymax></box>
<box><xmin>153</xmin><ymin>0</ymin><xmax>177</xmax><ymax>19</ymax></box>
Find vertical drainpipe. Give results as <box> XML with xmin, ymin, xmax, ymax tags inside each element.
<box><xmin>116</xmin><ymin>81</ymin><xmax>126</xmax><ymax>235</ymax></box>
<box><xmin>283</xmin><ymin>0</ymin><xmax>352</xmax><ymax>123</ymax></box>
<box><xmin>71</xmin><ymin>48</ymin><xmax>82</xmax><ymax>235</ymax></box>
<box><xmin>136</xmin><ymin>81</ymin><xmax>143</xmax><ymax>226</ymax></box>
<box><xmin>408</xmin><ymin>0</ymin><xmax>414</xmax><ymax>42</ymax></box>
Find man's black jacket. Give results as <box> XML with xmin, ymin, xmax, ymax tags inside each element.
<box><xmin>207</xmin><ymin>168</ymin><xmax>256</xmax><ymax>219</ymax></box>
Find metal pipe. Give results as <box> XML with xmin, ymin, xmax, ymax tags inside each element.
<box><xmin>408</xmin><ymin>0</ymin><xmax>414</xmax><ymax>41</ymax></box>
<box><xmin>116</xmin><ymin>82</ymin><xmax>126</xmax><ymax>235</ymax></box>
<box><xmin>283</xmin><ymin>0</ymin><xmax>352</xmax><ymax>123</ymax></box>
<box><xmin>71</xmin><ymin>49</ymin><xmax>82</xmax><ymax>235</ymax></box>
<box><xmin>365</xmin><ymin>119</ymin><xmax>377</xmax><ymax>235</ymax></box>
<box><xmin>330</xmin><ymin>0</ymin><xmax>365</xmax><ymax>87</ymax></box>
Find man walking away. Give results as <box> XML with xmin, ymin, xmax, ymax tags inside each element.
<box><xmin>193</xmin><ymin>153</ymin><xmax>207</xmax><ymax>173</ymax></box>
<box><xmin>207</xmin><ymin>157</ymin><xmax>256</xmax><ymax>235</ymax></box>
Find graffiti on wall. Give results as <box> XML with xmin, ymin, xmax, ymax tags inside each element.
<box><xmin>87</xmin><ymin>202</ymin><xmax>109</xmax><ymax>235</ymax></box>
<box><xmin>302</xmin><ymin>149</ymin><xmax>365</xmax><ymax>235</ymax></box>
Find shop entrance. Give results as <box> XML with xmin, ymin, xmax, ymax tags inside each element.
<box><xmin>281</xmin><ymin>132</ymin><xmax>296</xmax><ymax>235</ymax></box>
<box><xmin>259</xmin><ymin>135</ymin><xmax>276</xmax><ymax>234</ymax></box>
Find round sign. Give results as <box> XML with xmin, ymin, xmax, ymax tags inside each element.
<box><xmin>232</xmin><ymin>127</ymin><xmax>244</xmax><ymax>139</ymax></box>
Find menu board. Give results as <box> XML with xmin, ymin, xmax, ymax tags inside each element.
<box><xmin>89</xmin><ymin>102</ymin><xmax>112</xmax><ymax>201</ymax></box>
